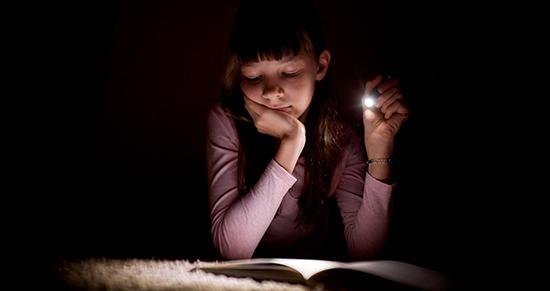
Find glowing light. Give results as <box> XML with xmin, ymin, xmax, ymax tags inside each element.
<box><xmin>363</xmin><ymin>96</ymin><xmax>376</xmax><ymax>108</ymax></box>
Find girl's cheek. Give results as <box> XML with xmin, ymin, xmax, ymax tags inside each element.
<box><xmin>241</xmin><ymin>84</ymin><xmax>260</xmax><ymax>100</ymax></box>
<box><xmin>240</xmin><ymin>83</ymin><xmax>251</xmax><ymax>95</ymax></box>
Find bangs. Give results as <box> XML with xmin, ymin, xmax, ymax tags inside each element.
<box><xmin>223</xmin><ymin>0</ymin><xmax>326</xmax><ymax>93</ymax></box>
<box><xmin>233</xmin><ymin>30</ymin><xmax>315</xmax><ymax>64</ymax></box>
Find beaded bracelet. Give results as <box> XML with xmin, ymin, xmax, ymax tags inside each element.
<box><xmin>366</xmin><ymin>158</ymin><xmax>393</xmax><ymax>165</ymax></box>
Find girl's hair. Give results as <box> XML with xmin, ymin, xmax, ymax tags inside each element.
<box><xmin>221</xmin><ymin>0</ymin><xmax>343</xmax><ymax>225</ymax></box>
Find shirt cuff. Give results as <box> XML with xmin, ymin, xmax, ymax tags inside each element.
<box><xmin>268</xmin><ymin>159</ymin><xmax>297</xmax><ymax>187</ymax></box>
<box><xmin>365</xmin><ymin>171</ymin><xmax>395</xmax><ymax>194</ymax></box>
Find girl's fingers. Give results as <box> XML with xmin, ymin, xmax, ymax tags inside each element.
<box><xmin>375</xmin><ymin>88</ymin><xmax>399</xmax><ymax>108</ymax></box>
<box><xmin>383</xmin><ymin>102</ymin><xmax>398</xmax><ymax>119</ymax></box>
<box><xmin>382</xmin><ymin>100</ymin><xmax>405</xmax><ymax>119</ymax></box>
<box><xmin>380</xmin><ymin>92</ymin><xmax>402</xmax><ymax>112</ymax></box>
<box><xmin>365</xmin><ymin>75</ymin><xmax>383</xmax><ymax>95</ymax></box>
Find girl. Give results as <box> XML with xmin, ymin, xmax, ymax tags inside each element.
<box><xmin>206</xmin><ymin>0</ymin><xmax>409</xmax><ymax>261</ymax></box>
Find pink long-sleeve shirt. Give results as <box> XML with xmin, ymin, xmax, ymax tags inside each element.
<box><xmin>206</xmin><ymin>104</ymin><xmax>394</xmax><ymax>260</ymax></box>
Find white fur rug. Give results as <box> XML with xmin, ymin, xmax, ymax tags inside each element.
<box><xmin>59</xmin><ymin>259</ymin><xmax>312</xmax><ymax>291</ymax></box>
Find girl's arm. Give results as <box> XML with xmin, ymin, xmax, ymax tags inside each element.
<box><xmin>333</xmin><ymin>75</ymin><xmax>409</xmax><ymax>259</ymax></box>
<box><xmin>206</xmin><ymin>105</ymin><xmax>299</xmax><ymax>259</ymax></box>
<box><xmin>333</xmin><ymin>131</ymin><xmax>394</xmax><ymax>260</ymax></box>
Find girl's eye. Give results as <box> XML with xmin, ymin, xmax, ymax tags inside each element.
<box><xmin>282</xmin><ymin>71</ymin><xmax>300</xmax><ymax>78</ymax></box>
<box><xmin>244</xmin><ymin>75</ymin><xmax>262</xmax><ymax>83</ymax></box>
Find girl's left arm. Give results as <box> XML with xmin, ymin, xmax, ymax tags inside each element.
<box><xmin>333</xmin><ymin>132</ymin><xmax>395</xmax><ymax>260</ymax></box>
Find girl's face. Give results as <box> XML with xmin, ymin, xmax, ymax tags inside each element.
<box><xmin>239</xmin><ymin>50</ymin><xmax>330</xmax><ymax>120</ymax></box>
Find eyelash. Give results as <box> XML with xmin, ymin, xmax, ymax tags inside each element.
<box><xmin>282</xmin><ymin>71</ymin><xmax>300</xmax><ymax>78</ymax></box>
<box><xmin>243</xmin><ymin>71</ymin><xmax>300</xmax><ymax>83</ymax></box>
<box><xmin>244</xmin><ymin>76</ymin><xmax>262</xmax><ymax>82</ymax></box>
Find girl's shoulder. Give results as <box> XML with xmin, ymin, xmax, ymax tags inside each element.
<box><xmin>208</xmin><ymin>102</ymin><xmax>236</xmax><ymax>125</ymax></box>
<box><xmin>208</xmin><ymin>102</ymin><xmax>231</xmax><ymax>117</ymax></box>
<box><xmin>207</xmin><ymin>102</ymin><xmax>238</xmax><ymax>133</ymax></box>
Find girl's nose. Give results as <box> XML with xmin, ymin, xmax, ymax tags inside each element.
<box><xmin>262</xmin><ymin>82</ymin><xmax>283</xmax><ymax>101</ymax></box>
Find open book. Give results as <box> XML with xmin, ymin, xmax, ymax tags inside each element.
<box><xmin>194</xmin><ymin>258</ymin><xmax>452</xmax><ymax>290</ymax></box>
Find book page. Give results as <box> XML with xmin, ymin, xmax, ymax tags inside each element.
<box><xmin>267</xmin><ymin>259</ymin><xmax>343</xmax><ymax>280</ymax></box>
<box><xmin>196</xmin><ymin>259</ymin><xmax>306</xmax><ymax>283</ymax></box>
<box><xmin>197</xmin><ymin>258</ymin><xmax>342</xmax><ymax>281</ymax></box>
<box><xmin>196</xmin><ymin>258</ymin><xmax>451</xmax><ymax>290</ymax></box>
<box><xmin>340</xmin><ymin>260</ymin><xmax>451</xmax><ymax>291</ymax></box>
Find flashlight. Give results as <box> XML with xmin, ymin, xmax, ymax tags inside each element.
<box><xmin>362</xmin><ymin>87</ymin><xmax>381</xmax><ymax>109</ymax></box>
<box><xmin>363</xmin><ymin>75</ymin><xmax>390</xmax><ymax>109</ymax></box>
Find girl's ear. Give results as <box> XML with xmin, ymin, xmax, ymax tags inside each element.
<box><xmin>315</xmin><ymin>50</ymin><xmax>331</xmax><ymax>81</ymax></box>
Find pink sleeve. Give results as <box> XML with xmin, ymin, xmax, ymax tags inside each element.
<box><xmin>333</xmin><ymin>131</ymin><xmax>394</xmax><ymax>260</ymax></box>
<box><xmin>206</xmin><ymin>105</ymin><xmax>297</xmax><ymax>259</ymax></box>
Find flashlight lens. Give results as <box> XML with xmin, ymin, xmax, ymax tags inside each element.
<box><xmin>363</xmin><ymin>97</ymin><xmax>375</xmax><ymax>108</ymax></box>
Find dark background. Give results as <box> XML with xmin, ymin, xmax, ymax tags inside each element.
<box><xmin>26</xmin><ymin>0</ymin><xmax>522</xmax><ymax>287</ymax></box>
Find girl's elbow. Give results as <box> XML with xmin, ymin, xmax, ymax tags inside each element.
<box><xmin>212</xmin><ymin>230</ymin><xmax>253</xmax><ymax>259</ymax></box>
<box><xmin>216</xmin><ymin>242</ymin><xmax>253</xmax><ymax>260</ymax></box>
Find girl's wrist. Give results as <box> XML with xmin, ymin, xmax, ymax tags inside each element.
<box><xmin>284</xmin><ymin>119</ymin><xmax>306</xmax><ymax>140</ymax></box>
<box><xmin>365</xmin><ymin>147</ymin><xmax>393</xmax><ymax>161</ymax></box>
<box><xmin>281</xmin><ymin>132</ymin><xmax>306</xmax><ymax>150</ymax></box>
<box><xmin>365</xmin><ymin>133</ymin><xmax>394</xmax><ymax>154</ymax></box>
<box><xmin>276</xmin><ymin>134</ymin><xmax>305</xmax><ymax>174</ymax></box>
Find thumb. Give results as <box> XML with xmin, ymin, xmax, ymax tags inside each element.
<box><xmin>363</xmin><ymin>107</ymin><xmax>382</xmax><ymax>131</ymax></box>
<box><xmin>363</xmin><ymin>107</ymin><xmax>380</xmax><ymax>122</ymax></box>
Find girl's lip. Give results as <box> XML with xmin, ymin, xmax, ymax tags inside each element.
<box><xmin>271</xmin><ymin>105</ymin><xmax>292</xmax><ymax>111</ymax></box>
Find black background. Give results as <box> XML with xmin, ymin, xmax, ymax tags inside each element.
<box><xmin>21</xmin><ymin>0</ymin><xmax>526</xmax><ymax>288</ymax></box>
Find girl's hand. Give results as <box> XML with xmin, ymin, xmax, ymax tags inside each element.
<box><xmin>362</xmin><ymin>75</ymin><xmax>410</xmax><ymax>158</ymax></box>
<box><xmin>244</xmin><ymin>96</ymin><xmax>306</xmax><ymax>173</ymax></box>
<box><xmin>244</xmin><ymin>96</ymin><xmax>305</xmax><ymax>141</ymax></box>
